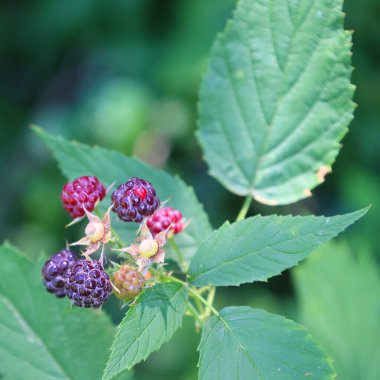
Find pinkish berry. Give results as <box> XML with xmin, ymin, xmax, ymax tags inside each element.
<box><xmin>42</xmin><ymin>249</ymin><xmax>77</xmax><ymax>298</ymax></box>
<box><xmin>65</xmin><ymin>259</ymin><xmax>112</xmax><ymax>308</ymax></box>
<box><xmin>147</xmin><ymin>207</ymin><xmax>184</xmax><ymax>236</ymax></box>
<box><xmin>111</xmin><ymin>177</ymin><xmax>160</xmax><ymax>223</ymax></box>
<box><xmin>113</xmin><ymin>264</ymin><xmax>145</xmax><ymax>301</ymax></box>
<box><xmin>61</xmin><ymin>176</ymin><xmax>106</xmax><ymax>218</ymax></box>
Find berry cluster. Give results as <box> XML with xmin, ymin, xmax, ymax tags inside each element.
<box><xmin>112</xmin><ymin>177</ymin><xmax>160</xmax><ymax>223</ymax></box>
<box><xmin>61</xmin><ymin>176</ymin><xmax>106</xmax><ymax>218</ymax></box>
<box><xmin>43</xmin><ymin>174</ymin><xmax>186</xmax><ymax>309</ymax></box>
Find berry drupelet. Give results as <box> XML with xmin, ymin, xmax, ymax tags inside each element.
<box><xmin>147</xmin><ymin>207</ymin><xmax>184</xmax><ymax>237</ymax></box>
<box><xmin>65</xmin><ymin>259</ymin><xmax>112</xmax><ymax>308</ymax></box>
<box><xmin>61</xmin><ymin>176</ymin><xmax>106</xmax><ymax>219</ymax></box>
<box><xmin>42</xmin><ymin>249</ymin><xmax>77</xmax><ymax>298</ymax></box>
<box><xmin>111</xmin><ymin>177</ymin><xmax>160</xmax><ymax>223</ymax></box>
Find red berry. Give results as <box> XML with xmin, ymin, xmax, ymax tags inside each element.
<box><xmin>61</xmin><ymin>176</ymin><xmax>106</xmax><ymax>218</ymax></box>
<box><xmin>147</xmin><ymin>207</ymin><xmax>184</xmax><ymax>236</ymax></box>
<box><xmin>111</xmin><ymin>177</ymin><xmax>160</xmax><ymax>223</ymax></box>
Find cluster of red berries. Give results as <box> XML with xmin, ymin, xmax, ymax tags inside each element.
<box><xmin>43</xmin><ymin>175</ymin><xmax>187</xmax><ymax>308</ymax></box>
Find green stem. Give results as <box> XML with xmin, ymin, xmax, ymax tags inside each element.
<box><xmin>166</xmin><ymin>275</ymin><xmax>219</xmax><ymax>317</ymax></box>
<box><xmin>169</xmin><ymin>238</ymin><xmax>187</xmax><ymax>272</ymax></box>
<box><xmin>187</xmin><ymin>301</ymin><xmax>204</xmax><ymax>328</ymax></box>
<box><xmin>235</xmin><ymin>196</ymin><xmax>252</xmax><ymax>222</ymax></box>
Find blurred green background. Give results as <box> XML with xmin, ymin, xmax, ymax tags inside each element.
<box><xmin>0</xmin><ymin>1</ymin><xmax>379</xmax><ymax>379</ymax></box>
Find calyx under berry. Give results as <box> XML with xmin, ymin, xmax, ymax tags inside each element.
<box><xmin>117</xmin><ymin>220</ymin><xmax>167</xmax><ymax>270</ymax></box>
<box><xmin>70</xmin><ymin>206</ymin><xmax>112</xmax><ymax>258</ymax></box>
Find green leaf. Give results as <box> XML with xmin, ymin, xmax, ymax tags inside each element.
<box><xmin>0</xmin><ymin>243</ymin><xmax>133</xmax><ymax>380</ymax></box>
<box><xmin>189</xmin><ymin>208</ymin><xmax>367</xmax><ymax>286</ymax></box>
<box><xmin>33</xmin><ymin>127</ymin><xmax>211</xmax><ymax>264</ymax></box>
<box><xmin>199</xmin><ymin>306</ymin><xmax>335</xmax><ymax>380</ymax></box>
<box><xmin>294</xmin><ymin>242</ymin><xmax>380</xmax><ymax>380</ymax></box>
<box><xmin>103</xmin><ymin>282</ymin><xmax>188</xmax><ymax>380</ymax></box>
<box><xmin>198</xmin><ymin>0</ymin><xmax>354</xmax><ymax>205</ymax></box>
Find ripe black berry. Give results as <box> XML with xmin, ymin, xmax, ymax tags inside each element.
<box><xmin>113</xmin><ymin>264</ymin><xmax>145</xmax><ymax>301</ymax></box>
<box><xmin>111</xmin><ymin>177</ymin><xmax>160</xmax><ymax>223</ymax></box>
<box><xmin>61</xmin><ymin>176</ymin><xmax>106</xmax><ymax>219</ymax></box>
<box><xmin>147</xmin><ymin>207</ymin><xmax>184</xmax><ymax>236</ymax></box>
<box><xmin>65</xmin><ymin>259</ymin><xmax>112</xmax><ymax>308</ymax></box>
<box><xmin>42</xmin><ymin>249</ymin><xmax>77</xmax><ymax>298</ymax></box>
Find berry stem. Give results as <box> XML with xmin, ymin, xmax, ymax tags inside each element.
<box><xmin>169</xmin><ymin>238</ymin><xmax>187</xmax><ymax>272</ymax></box>
<box><xmin>186</xmin><ymin>300</ymin><xmax>204</xmax><ymax>330</ymax></box>
<box><xmin>165</xmin><ymin>274</ymin><xmax>219</xmax><ymax>317</ymax></box>
<box><xmin>235</xmin><ymin>196</ymin><xmax>252</xmax><ymax>222</ymax></box>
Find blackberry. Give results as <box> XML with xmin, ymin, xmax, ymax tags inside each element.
<box><xmin>61</xmin><ymin>176</ymin><xmax>106</xmax><ymax>218</ymax></box>
<box><xmin>113</xmin><ymin>265</ymin><xmax>145</xmax><ymax>301</ymax></box>
<box><xmin>147</xmin><ymin>207</ymin><xmax>184</xmax><ymax>236</ymax></box>
<box><xmin>65</xmin><ymin>259</ymin><xmax>112</xmax><ymax>308</ymax></box>
<box><xmin>42</xmin><ymin>249</ymin><xmax>77</xmax><ymax>298</ymax></box>
<box><xmin>111</xmin><ymin>177</ymin><xmax>160</xmax><ymax>223</ymax></box>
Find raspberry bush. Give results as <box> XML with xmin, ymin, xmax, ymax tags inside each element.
<box><xmin>0</xmin><ymin>1</ymin><xmax>371</xmax><ymax>379</ymax></box>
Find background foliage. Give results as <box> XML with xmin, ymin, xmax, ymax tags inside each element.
<box><xmin>0</xmin><ymin>1</ymin><xmax>379</xmax><ymax>379</ymax></box>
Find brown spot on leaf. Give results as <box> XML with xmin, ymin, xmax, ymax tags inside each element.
<box><xmin>317</xmin><ymin>166</ymin><xmax>332</xmax><ymax>183</ymax></box>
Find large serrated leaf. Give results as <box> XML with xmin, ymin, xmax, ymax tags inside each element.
<box><xmin>103</xmin><ymin>283</ymin><xmax>188</xmax><ymax>380</ymax></box>
<box><xmin>294</xmin><ymin>242</ymin><xmax>380</xmax><ymax>380</ymax></box>
<box><xmin>189</xmin><ymin>208</ymin><xmax>367</xmax><ymax>286</ymax></box>
<box><xmin>0</xmin><ymin>243</ymin><xmax>132</xmax><ymax>380</ymax></box>
<box><xmin>198</xmin><ymin>306</ymin><xmax>335</xmax><ymax>380</ymax></box>
<box><xmin>34</xmin><ymin>127</ymin><xmax>211</xmax><ymax>264</ymax></box>
<box><xmin>198</xmin><ymin>0</ymin><xmax>354</xmax><ymax>205</ymax></box>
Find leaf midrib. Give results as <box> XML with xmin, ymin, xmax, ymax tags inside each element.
<box><xmin>213</xmin><ymin>312</ymin><xmax>265</xmax><ymax>380</ymax></box>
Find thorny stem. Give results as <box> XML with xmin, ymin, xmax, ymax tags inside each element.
<box><xmin>235</xmin><ymin>195</ymin><xmax>252</xmax><ymax>222</ymax></box>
